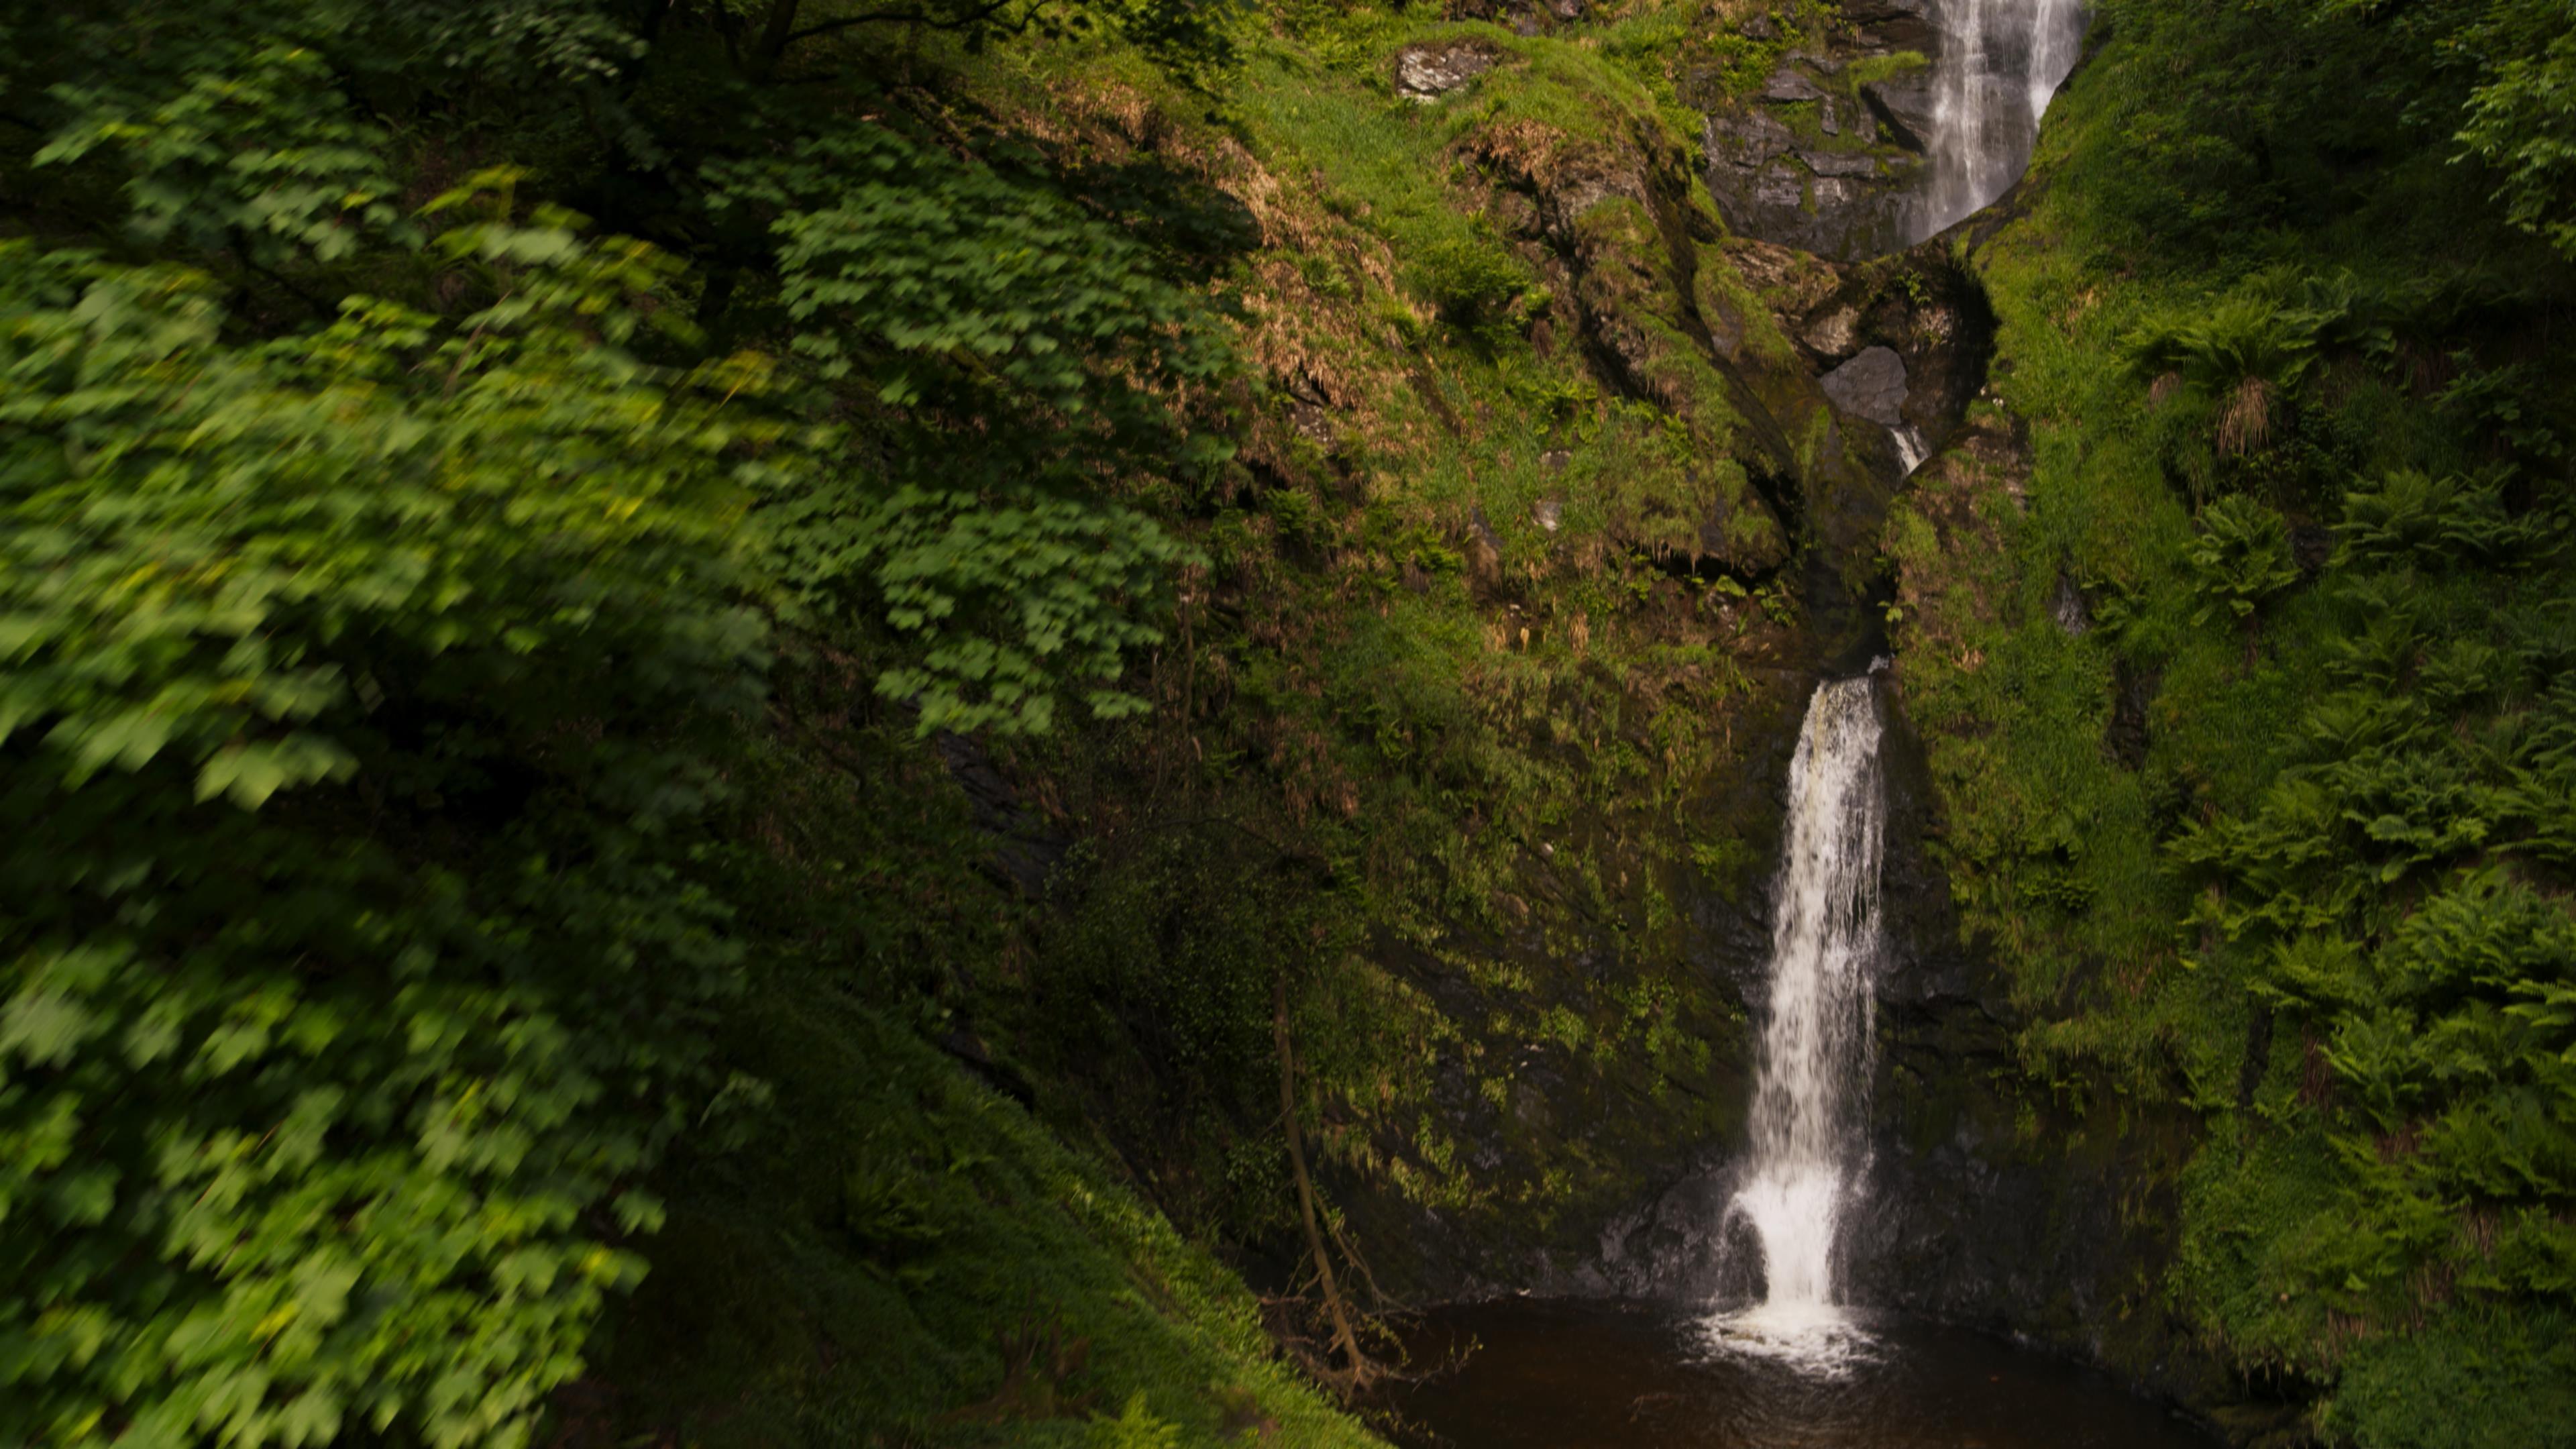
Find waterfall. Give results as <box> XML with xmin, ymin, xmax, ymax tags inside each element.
<box><xmin>1911</xmin><ymin>0</ymin><xmax>2089</xmax><ymax>241</ymax></box>
<box><xmin>1709</xmin><ymin>677</ymin><xmax>1886</xmax><ymax>1368</ymax></box>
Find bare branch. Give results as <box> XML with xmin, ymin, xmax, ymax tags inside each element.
<box><xmin>785</xmin><ymin>0</ymin><xmax>1025</xmax><ymax>42</ymax></box>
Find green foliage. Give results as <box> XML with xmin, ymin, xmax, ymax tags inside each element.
<box><xmin>2324</xmin><ymin>1307</ymin><xmax>2576</xmax><ymax>1448</ymax></box>
<box><xmin>34</xmin><ymin>44</ymin><xmax>410</xmax><ymax>266</ymax></box>
<box><xmin>1917</xmin><ymin>0</ymin><xmax>2576</xmax><ymax>1434</ymax></box>
<box><xmin>1409</xmin><ymin>230</ymin><xmax>1534</xmax><ymax>333</ymax></box>
<box><xmin>1088</xmin><ymin>1393</ymin><xmax>1184</xmax><ymax>1449</ymax></box>
<box><xmin>0</xmin><ymin>199</ymin><xmax>771</xmax><ymax>1446</ymax></box>
<box><xmin>2184</xmin><ymin>494</ymin><xmax>2300</xmax><ymax>627</ymax></box>
<box><xmin>710</xmin><ymin>122</ymin><xmax>1235</xmax><ymax>735</ymax></box>
<box><xmin>2453</xmin><ymin>0</ymin><xmax>2576</xmax><ymax>261</ymax></box>
<box><xmin>2338</xmin><ymin>468</ymin><xmax>2546</xmax><ymax>569</ymax></box>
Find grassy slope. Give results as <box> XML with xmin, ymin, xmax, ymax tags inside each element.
<box><xmin>550</xmin><ymin>669</ymin><xmax>1390</xmax><ymax>1449</ymax></box>
<box><xmin>578</xmin><ymin>974</ymin><xmax>1383</xmax><ymax>1449</ymax></box>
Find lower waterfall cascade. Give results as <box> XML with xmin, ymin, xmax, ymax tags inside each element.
<box><xmin>1911</xmin><ymin>0</ymin><xmax>2090</xmax><ymax>242</ymax></box>
<box><xmin>1709</xmin><ymin>676</ymin><xmax>1888</xmax><ymax>1368</ymax></box>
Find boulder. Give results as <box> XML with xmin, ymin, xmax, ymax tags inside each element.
<box><xmin>1395</xmin><ymin>40</ymin><xmax>1499</xmax><ymax>100</ymax></box>
<box><xmin>1802</xmin><ymin>303</ymin><xmax>1863</xmax><ymax>360</ymax></box>
<box><xmin>1760</xmin><ymin>67</ymin><xmax>1826</xmax><ymax>103</ymax></box>
<box><xmin>1819</xmin><ymin>345</ymin><xmax>1909</xmax><ymax>428</ymax></box>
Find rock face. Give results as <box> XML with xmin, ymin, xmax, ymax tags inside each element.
<box><xmin>1702</xmin><ymin>3</ymin><xmax>1941</xmax><ymax>259</ymax></box>
<box><xmin>1395</xmin><ymin>40</ymin><xmax>1500</xmax><ymax>99</ymax></box>
<box><xmin>1862</xmin><ymin>70</ymin><xmax>1940</xmax><ymax>152</ymax></box>
<box><xmin>1847</xmin><ymin>690</ymin><xmax>2228</xmax><ymax>1415</ymax></box>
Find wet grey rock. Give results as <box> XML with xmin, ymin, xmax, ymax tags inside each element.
<box><xmin>1738</xmin><ymin>11</ymin><xmax>1778</xmax><ymax>40</ymax></box>
<box><xmin>1803</xmin><ymin>148</ymin><xmax>1882</xmax><ymax>178</ymax></box>
<box><xmin>1862</xmin><ymin>73</ymin><xmax>1939</xmax><ymax>152</ymax></box>
<box><xmin>1762</xmin><ymin>67</ymin><xmax>1825</xmax><ymax>102</ymax></box>
<box><xmin>1819</xmin><ymin>345</ymin><xmax>1910</xmax><ymax>427</ymax></box>
<box><xmin>1749</xmin><ymin>160</ymin><xmax>1805</xmax><ymax>211</ymax></box>
<box><xmin>1395</xmin><ymin>41</ymin><xmax>1498</xmax><ymax>99</ymax></box>
<box><xmin>1706</xmin><ymin>83</ymin><xmax>1919</xmax><ymax>255</ymax></box>
<box><xmin>1707</xmin><ymin>103</ymin><xmax>1916</xmax><ymax>258</ymax></box>
<box><xmin>1711</xmin><ymin>105</ymin><xmax>1796</xmax><ymax>166</ymax></box>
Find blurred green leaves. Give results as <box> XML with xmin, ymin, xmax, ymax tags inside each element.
<box><xmin>0</xmin><ymin>201</ymin><xmax>769</xmax><ymax>1447</ymax></box>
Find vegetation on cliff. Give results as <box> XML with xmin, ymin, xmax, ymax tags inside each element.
<box><xmin>3</xmin><ymin>0</ymin><xmax>2573</xmax><ymax>1444</ymax></box>
<box><xmin>1890</xmin><ymin>0</ymin><xmax>2576</xmax><ymax>1442</ymax></box>
<box><xmin>0</xmin><ymin>0</ymin><xmax>1839</xmax><ymax>1442</ymax></box>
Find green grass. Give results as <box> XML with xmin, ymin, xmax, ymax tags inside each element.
<box><xmin>584</xmin><ymin>973</ymin><xmax>1387</xmax><ymax>1449</ymax></box>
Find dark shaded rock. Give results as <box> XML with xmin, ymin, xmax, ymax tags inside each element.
<box><xmin>1395</xmin><ymin>40</ymin><xmax>1499</xmax><ymax>99</ymax></box>
<box><xmin>2106</xmin><ymin>660</ymin><xmax>2158</xmax><ymax>770</ymax></box>
<box><xmin>935</xmin><ymin>731</ymin><xmax>1069</xmax><ymax>898</ymax></box>
<box><xmin>2291</xmin><ymin>523</ymin><xmax>2333</xmax><ymax>572</ymax></box>
<box><xmin>1819</xmin><ymin>346</ymin><xmax>1910</xmax><ymax>428</ymax></box>
<box><xmin>1548</xmin><ymin>0</ymin><xmax>1582</xmax><ymax>19</ymax></box>
<box><xmin>1861</xmin><ymin>74</ymin><xmax>1939</xmax><ymax>152</ymax></box>
<box><xmin>938</xmin><ymin>1030</ymin><xmax>1035</xmax><ymax>1107</ymax></box>
<box><xmin>1738</xmin><ymin>11</ymin><xmax>1778</xmax><ymax>40</ymax></box>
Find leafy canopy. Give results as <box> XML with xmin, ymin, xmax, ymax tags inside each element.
<box><xmin>0</xmin><ymin>190</ymin><xmax>776</xmax><ymax>1449</ymax></box>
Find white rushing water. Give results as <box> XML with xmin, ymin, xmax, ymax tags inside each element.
<box><xmin>1892</xmin><ymin>424</ymin><xmax>1929</xmax><ymax>476</ymax></box>
<box><xmin>1708</xmin><ymin>677</ymin><xmax>1887</xmax><ymax>1371</ymax></box>
<box><xmin>1911</xmin><ymin>0</ymin><xmax>2090</xmax><ymax>241</ymax></box>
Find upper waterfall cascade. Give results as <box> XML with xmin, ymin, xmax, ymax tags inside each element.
<box><xmin>1709</xmin><ymin>677</ymin><xmax>1888</xmax><ymax>1368</ymax></box>
<box><xmin>1911</xmin><ymin>0</ymin><xmax>2090</xmax><ymax>242</ymax></box>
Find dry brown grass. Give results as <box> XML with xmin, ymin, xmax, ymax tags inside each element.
<box><xmin>2216</xmin><ymin>374</ymin><xmax>2277</xmax><ymax>455</ymax></box>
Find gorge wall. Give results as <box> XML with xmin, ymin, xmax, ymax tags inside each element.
<box><xmin>583</xmin><ymin>1</ymin><xmax>2575</xmax><ymax>1444</ymax></box>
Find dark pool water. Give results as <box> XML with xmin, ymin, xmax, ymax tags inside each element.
<box><xmin>1376</xmin><ymin>1299</ymin><xmax>2220</xmax><ymax>1449</ymax></box>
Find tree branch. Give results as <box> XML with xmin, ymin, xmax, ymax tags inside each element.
<box><xmin>786</xmin><ymin>0</ymin><xmax>1026</xmax><ymax>42</ymax></box>
<box><xmin>1276</xmin><ymin>977</ymin><xmax>1383</xmax><ymax>1393</ymax></box>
